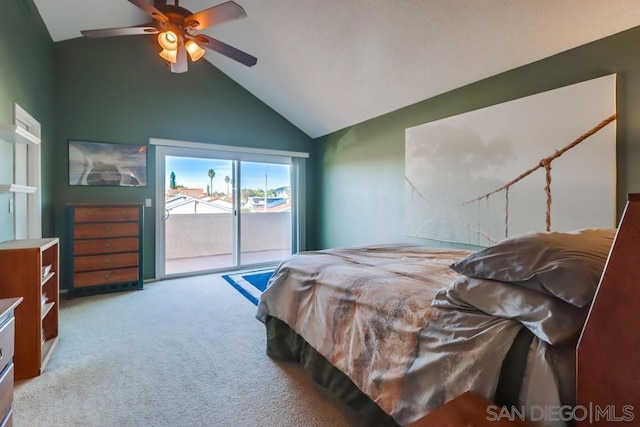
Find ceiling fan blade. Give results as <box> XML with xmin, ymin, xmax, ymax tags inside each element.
<box><xmin>184</xmin><ymin>1</ymin><xmax>247</xmax><ymax>30</ymax></box>
<box><xmin>171</xmin><ymin>45</ymin><xmax>188</xmax><ymax>73</ymax></box>
<box><xmin>195</xmin><ymin>34</ymin><xmax>257</xmax><ymax>67</ymax></box>
<box><xmin>81</xmin><ymin>26</ymin><xmax>159</xmax><ymax>38</ymax></box>
<box><xmin>128</xmin><ymin>0</ymin><xmax>169</xmax><ymax>23</ymax></box>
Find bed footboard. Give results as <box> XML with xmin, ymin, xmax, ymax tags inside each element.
<box><xmin>576</xmin><ymin>194</ymin><xmax>640</xmax><ymax>425</ymax></box>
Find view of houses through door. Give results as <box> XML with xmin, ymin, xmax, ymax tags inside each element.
<box><xmin>156</xmin><ymin>144</ymin><xmax>294</xmax><ymax>278</ymax></box>
<box><xmin>239</xmin><ymin>161</ymin><xmax>292</xmax><ymax>266</ymax></box>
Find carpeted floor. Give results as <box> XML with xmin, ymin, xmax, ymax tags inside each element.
<box><xmin>13</xmin><ymin>273</ymin><xmax>358</xmax><ymax>427</ymax></box>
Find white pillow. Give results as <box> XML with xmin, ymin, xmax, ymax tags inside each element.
<box><xmin>449</xmin><ymin>228</ymin><xmax>616</xmax><ymax>308</ymax></box>
<box><xmin>433</xmin><ymin>276</ymin><xmax>588</xmax><ymax>345</ymax></box>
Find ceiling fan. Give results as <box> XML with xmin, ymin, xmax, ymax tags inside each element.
<box><xmin>81</xmin><ymin>0</ymin><xmax>257</xmax><ymax>73</ymax></box>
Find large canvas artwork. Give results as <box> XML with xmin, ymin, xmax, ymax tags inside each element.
<box><xmin>405</xmin><ymin>75</ymin><xmax>616</xmax><ymax>246</ymax></box>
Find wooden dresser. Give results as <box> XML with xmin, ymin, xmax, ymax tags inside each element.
<box><xmin>68</xmin><ymin>203</ymin><xmax>144</xmax><ymax>297</ymax></box>
<box><xmin>0</xmin><ymin>298</ymin><xmax>22</xmax><ymax>427</ymax></box>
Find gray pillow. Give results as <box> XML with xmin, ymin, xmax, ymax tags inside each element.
<box><xmin>449</xmin><ymin>228</ymin><xmax>616</xmax><ymax>308</ymax></box>
<box><xmin>432</xmin><ymin>276</ymin><xmax>588</xmax><ymax>345</ymax></box>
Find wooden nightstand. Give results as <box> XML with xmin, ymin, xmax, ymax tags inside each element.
<box><xmin>409</xmin><ymin>391</ymin><xmax>528</xmax><ymax>427</ymax></box>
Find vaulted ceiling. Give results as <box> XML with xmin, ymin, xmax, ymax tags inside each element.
<box><xmin>32</xmin><ymin>0</ymin><xmax>640</xmax><ymax>138</ymax></box>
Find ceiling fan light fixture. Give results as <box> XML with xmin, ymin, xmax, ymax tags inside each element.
<box><xmin>159</xmin><ymin>48</ymin><xmax>178</xmax><ymax>64</ymax></box>
<box><xmin>158</xmin><ymin>31</ymin><xmax>178</xmax><ymax>51</ymax></box>
<box><xmin>80</xmin><ymin>1</ymin><xmax>257</xmax><ymax>72</ymax></box>
<box><xmin>185</xmin><ymin>40</ymin><xmax>206</xmax><ymax>62</ymax></box>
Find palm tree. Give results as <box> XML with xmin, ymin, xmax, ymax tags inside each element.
<box><xmin>224</xmin><ymin>176</ymin><xmax>231</xmax><ymax>195</ymax></box>
<box><xmin>207</xmin><ymin>169</ymin><xmax>215</xmax><ymax>196</ymax></box>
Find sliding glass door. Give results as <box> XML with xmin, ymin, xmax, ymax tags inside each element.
<box><xmin>154</xmin><ymin>142</ymin><xmax>302</xmax><ymax>279</ymax></box>
<box><xmin>239</xmin><ymin>161</ymin><xmax>291</xmax><ymax>265</ymax></box>
<box><xmin>164</xmin><ymin>155</ymin><xmax>235</xmax><ymax>275</ymax></box>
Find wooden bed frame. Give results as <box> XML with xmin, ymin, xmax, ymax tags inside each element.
<box><xmin>576</xmin><ymin>193</ymin><xmax>640</xmax><ymax>426</ymax></box>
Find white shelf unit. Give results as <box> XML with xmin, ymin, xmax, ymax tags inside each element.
<box><xmin>0</xmin><ymin>123</ymin><xmax>41</xmax><ymax>145</ymax></box>
<box><xmin>0</xmin><ymin>184</ymin><xmax>37</xmax><ymax>193</ymax></box>
<box><xmin>0</xmin><ymin>103</ymin><xmax>42</xmax><ymax>239</ymax></box>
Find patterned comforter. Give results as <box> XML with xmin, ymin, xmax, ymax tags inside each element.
<box><xmin>256</xmin><ymin>245</ymin><xmax>564</xmax><ymax>426</ymax></box>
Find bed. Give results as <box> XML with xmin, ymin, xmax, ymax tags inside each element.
<box><xmin>256</xmin><ymin>194</ymin><xmax>640</xmax><ymax>427</ymax></box>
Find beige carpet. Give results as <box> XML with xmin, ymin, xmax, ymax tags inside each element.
<box><xmin>14</xmin><ymin>274</ymin><xmax>358</xmax><ymax>427</ymax></box>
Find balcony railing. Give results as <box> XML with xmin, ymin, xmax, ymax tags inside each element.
<box><xmin>164</xmin><ymin>211</ymin><xmax>291</xmax><ymax>275</ymax></box>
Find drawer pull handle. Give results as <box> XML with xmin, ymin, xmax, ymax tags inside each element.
<box><xmin>104</xmin><ymin>258</ymin><xmax>111</xmax><ymax>264</ymax></box>
<box><xmin>105</xmin><ymin>226</ymin><xmax>112</xmax><ymax>232</ymax></box>
<box><xmin>104</xmin><ymin>274</ymin><xmax>111</xmax><ymax>280</ymax></box>
<box><xmin>0</xmin><ymin>348</ymin><xmax>3</xmax><ymax>359</ymax></box>
<box><xmin>104</xmin><ymin>242</ymin><xmax>112</xmax><ymax>248</ymax></box>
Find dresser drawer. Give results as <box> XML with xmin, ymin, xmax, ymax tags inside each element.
<box><xmin>74</xmin><ymin>207</ymin><xmax>140</xmax><ymax>223</ymax></box>
<box><xmin>74</xmin><ymin>253</ymin><xmax>139</xmax><ymax>272</ymax></box>
<box><xmin>0</xmin><ymin>364</ymin><xmax>13</xmax><ymax>424</ymax></box>
<box><xmin>74</xmin><ymin>222</ymin><xmax>139</xmax><ymax>239</ymax></box>
<box><xmin>0</xmin><ymin>319</ymin><xmax>14</xmax><ymax>376</ymax></box>
<box><xmin>74</xmin><ymin>238</ymin><xmax>139</xmax><ymax>255</ymax></box>
<box><xmin>74</xmin><ymin>268</ymin><xmax>139</xmax><ymax>288</ymax></box>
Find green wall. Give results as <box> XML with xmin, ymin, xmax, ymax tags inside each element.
<box><xmin>0</xmin><ymin>0</ymin><xmax>54</xmax><ymax>242</ymax></box>
<box><xmin>314</xmin><ymin>25</ymin><xmax>640</xmax><ymax>250</ymax></box>
<box><xmin>52</xmin><ymin>36</ymin><xmax>313</xmax><ymax>286</ymax></box>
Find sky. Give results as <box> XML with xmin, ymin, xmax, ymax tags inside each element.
<box><xmin>166</xmin><ymin>156</ymin><xmax>290</xmax><ymax>193</ymax></box>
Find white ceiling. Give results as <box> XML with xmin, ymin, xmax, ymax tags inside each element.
<box><xmin>32</xmin><ymin>0</ymin><xmax>640</xmax><ymax>138</ymax></box>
